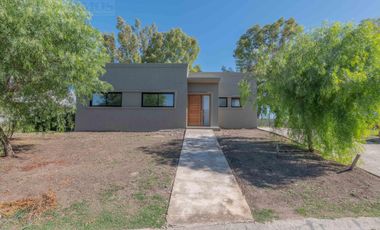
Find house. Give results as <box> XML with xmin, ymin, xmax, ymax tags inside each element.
<box><xmin>75</xmin><ymin>63</ymin><xmax>257</xmax><ymax>131</ymax></box>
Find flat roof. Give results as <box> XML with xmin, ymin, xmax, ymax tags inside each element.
<box><xmin>189</xmin><ymin>72</ymin><xmax>244</xmax><ymax>78</ymax></box>
<box><xmin>187</xmin><ymin>76</ymin><xmax>220</xmax><ymax>83</ymax></box>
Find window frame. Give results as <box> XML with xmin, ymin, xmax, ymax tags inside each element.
<box><xmin>218</xmin><ymin>97</ymin><xmax>228</xmax><ymax>108</ymax></box>
<box><xmin>89</xmin><ymin>92</ymin><xmax>122</xmax><ymax>107</ymax></box>
<box><xmin>231</xmin><ymin>97</ymin><xmax>242</xmax><ymax>108</ymax></box>
<box><xmin>141</xmin><ymin>92</ymin><xmax>175</xmax><ymax>108</ymax></box>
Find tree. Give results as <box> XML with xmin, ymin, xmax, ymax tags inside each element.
<box><xmin>145</xmin><ymin>28</ymin><xmax>200</xmax><ymax>67</ymax></box>
<box><xmin>258</xmin><ymin>21</ymin><xmax>380</xmax><ymax>163</ymax></box>
<box><xmin>221</xmin><ymin>66</ymin><xmax>235</xmax><ymax>72</ymax></box>
<box><xmin>192</xmin><ymin>65</ymin><xmax>202</xmax><ymax>72</ymax></box>
<box><xmin>234</xmin><ymin>18</ymin><xmax>302</xmax><ymax>116</ymax></box>
<box><xmin>0</xmin><ymin>0</ymin><xmax>110</xmax><ymax>156</ymax></box>
<box><xmin>104</xmin><ymin>17</ymin><xmax>200</xmax><ymax>71</ymax></box>
<box><xmin>234</xmin><ymin>17</ymin><xmax>302</xmax><ymax>73</ymax></box>
<box><xmin>103</xmin><ymin>33</ymin><xmax>116</xmax><ymax>63</ymax></box>
<box><xmin>116</xmin><ymin>17</ymin><xmax>142</xmax><ymax>63</ymax></box>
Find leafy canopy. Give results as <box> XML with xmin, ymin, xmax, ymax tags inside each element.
<box><xmin>234</xmin><ymin>17</ymin><xmax>302</xmax><ymax>73</ymax></box>
<box><xmin>0</xmin><ymin>0</ymin><xmax>110</xmax><ymax>154</ymax></box>
<box><xmin>234</xmin><ymin>18</ymin><xmax>302</xmax><ymax>116</ymax></box>
<box><xmin>258</xmin><ymin>21</ymin><xmax>380</xmax><ymax>163</ymax></box>
<box><xmin>103</xmin><ymin>17</ymin><xmax>201</xmax><ymax>71</ymax></box>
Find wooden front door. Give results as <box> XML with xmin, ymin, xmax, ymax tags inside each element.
<box><xmin>188</xmin><ymin>95</ymin><xmax>202</xmax><ymax>126</ymax></box>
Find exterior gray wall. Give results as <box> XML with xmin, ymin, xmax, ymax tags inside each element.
<box><xmin>187</xmin><ymin>83</ymin><xmax>219</xmax><ymax>127</ymax></box>
<box><xmin>75</xmin><ymin>63</ymin><xmax>188</xmax><ymax>131</ymax></box>
<box><xmin>190</xmin><ymin>72</ymin><xmax>257</xmax><ymax>129</ymax></box>
<box><xmin>218</xmin><ymin>73</ymin><xmax>257</xmax><ymax>128</ymax></box>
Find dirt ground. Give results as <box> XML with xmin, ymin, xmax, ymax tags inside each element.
<box><xmin>0</xmin><ymin>130</ymin><xmax>184</xmax><ymax>229</ymax></box>
<box><xmin>216</xmin><ymin>129</ymin><xmax>380</xmax><ymax>221</ymax></box>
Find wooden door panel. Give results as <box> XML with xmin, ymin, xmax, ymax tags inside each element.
<box><xmin>188</xmin><ymin>95</ymin><xmax>202</xmax><ymax>126</ymax></box>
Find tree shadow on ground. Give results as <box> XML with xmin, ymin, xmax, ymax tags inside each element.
<box><xmin>367</xmin><ymin>137</ymin><xmax>380</xmax><ymax>144</ymax></box>
<box><xmin>138</xmin><ymin>132</ymin><xmax>344</xmax><ymax>189</ymax></box>
<box><xmin>138</xmin><ymin>138</ymin><xmax>183</xmax><ymax>168</ymax></box>
<box><xmin>217</xmin><ymin>136</ymin><xmax>343</xmax><ymax>188</ymax></box>
<box><xmin>141</xmin><ymin>134</ymin><xmax>238</xmax><ymax>174</ymax></box>
<box><xmin>2</xmin><ymin>142</ymin><xmax>35</xmax><ymax>159</ymax></box>
<box><xmin>12</xmin><ymin>144</ymin><xmax>34</xmax><ymax>154</ymax></box>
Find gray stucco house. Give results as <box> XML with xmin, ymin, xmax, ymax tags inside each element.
<box><xmin>75</xmin><ymin>63</ymin><xmax>257</xmax><ymax>131</ymax></box>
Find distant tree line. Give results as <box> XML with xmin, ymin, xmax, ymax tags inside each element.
<box><xmin>103</xmin><ymin>17</ymin><xmax>201</xmax><ymax>72</ymax></box>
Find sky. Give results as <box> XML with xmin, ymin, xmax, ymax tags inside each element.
<box><xmin>80</xmin><ymin>0</ymin><xmax>380</xmax><ymax>72</ymax></box>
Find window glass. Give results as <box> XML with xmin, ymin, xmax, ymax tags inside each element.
<box><xmin>159</xmin><ymin>93</ymin><xmax>174</xmax><ymax>107</ymax></box>
<box><xmin>202</xmin><ymin>95</ymin><xmax>210</xmax><ymax>126</ymax></box>
<box><xmin>142</xmin><ymin>93</ymin><xmax>175</xmax><ymax>107</ymax></box>
<box><xmin>90</xmin><ymin>92</ymin><xmax>122</xmax><ymax>107</ymax></box>
<box><xmin>231</xmin><ymin>98</ymin><xmax>241</xmax><ymax>107</ymax></box>
<box><xmin>107</xmin><ymin>93</ymin><xmax>122</xmax><ymax>106</ymax></box>
<box><xmin>218</xmin><ymin>97</ymin><xmax>227</xmax><ymax>107</ymax></box>
<box><xmin>142</xmin><ymin>94</ymin><xmax>158</xmax><ymax>107</ymax></box>
<box><xmin>91</xmin><ymin>93</ymin><xmax>107</xmax><ymax>106</ymax></box>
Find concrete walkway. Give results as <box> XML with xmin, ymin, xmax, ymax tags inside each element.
<box><xmin>363</xmin><ymin>137</ymin><xmax>380</xmax><ymax>176</ymax></box>
<box><xmin>167</xmin><ymin>129</ymin><xmax>252</xmax><ymax>226</ymax></box>
<box><xmin>259</xmin><ymin>127</ymin><xmax>380</xmax><ymax>177</ymax></box>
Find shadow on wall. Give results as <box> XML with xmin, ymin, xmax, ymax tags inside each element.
<box><xmin>217</xmin><ymin>136</ymin><xmax>343</xmax><ymax>188</ymax></box>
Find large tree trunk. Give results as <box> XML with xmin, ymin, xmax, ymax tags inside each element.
<box><xmin>0</xmin><ymin>126</ymin><xmax>15</xmax><ymax>157</ymax></box>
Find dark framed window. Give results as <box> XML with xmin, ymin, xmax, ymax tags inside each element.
<box><xmin>231</xmin><ymin>97</ymin><xmax>241</xmax><ymax>108</ymax></box>
<box><xmin>218</xmin><ymin>97</ymin><xmax>228</xmax><ymax>107</ymax></box>
<box><xmin>142</xmin><ymin>92</ymin><xmax>175</xmax><ymax>107</ymax></box>
<box><xmin>90</xmin><ymin>92</ymin><xmax>122</xmax><ymax>107</ymax></box>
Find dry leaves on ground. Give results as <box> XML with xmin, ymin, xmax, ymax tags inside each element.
<box><xmin>0</xmin><ymin>190</ymin><xmax>57</xmax><ymax>219</ymax></box>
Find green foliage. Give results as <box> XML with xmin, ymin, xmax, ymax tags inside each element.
<box><xmin>102</xmin><ymin>33</ymin><xmax>117</xmax><ymax>63</ymax></box>
<box><xmin>234</xmin><ymin>18</ymin><xmax>303</xmax><ymax>116</ymax></box>
<box><xmin>238</xmin><ymin>79</ymin><xmax>252</xmax><ymax>106</ymax></box>
<box><xmin>22</xmin><ymin>106</ymin><xmax>75</xmax><ymax>132</ymax></box>
<box><xmin>234</xmin><ymin>17</ymin><xmax>302</xmax><ymax>73</ymax></box>
<box><xmin>191</xmin><ymin>64</ymin><xmax>202</xmax><ymax>72</ymax></box>
<box><xmin>254</xmin><ymin>20</ymin><xmax>380</xmax><ymax>163</ymax></box>
<box><xmin>0</xmin><ymin>0</ymin><xmax>109</xmax><ymax>142</ymax></box>
<box><xmin>104</xmin><ymin>17</ymin><xmax>200</xmax><ymax>71</ymax></box>
<box><xmin>221</xmin><ymin>65</ymin><xmax>235</xmax><ymax>72</ymax></box>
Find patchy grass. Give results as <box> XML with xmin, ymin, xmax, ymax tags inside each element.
<box><xmin>99</xmin><ymin>184</ymin><xmax>125</xmax><ymax>203</ymax></box>
<box><xmin>252</xmin><ymin>208</ymin><xmax>279</xmax><ymax>223</ymax></box>
<box><xmin>127</xmin><ymin>194</ymin><xmax>167</xmax><ymax>229</ymax></box>
<box><xmin>0</xmin><ymin>131</ymin><xmax>183</xmax><ymax>229</ymax></box>
<box><xmin>216</xmin><ymin>129</ymin><xmax>380</xmax><ymax>220</ymax></box>
<box><xmin>294</xmin><ymin>185</ymin><xmax>380</xmax><ymax>218</ymax></box>
<box><xmin>2</xmin><ymin>170</ymin><xmax>173</xmax><ymax>230</ymax></box>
